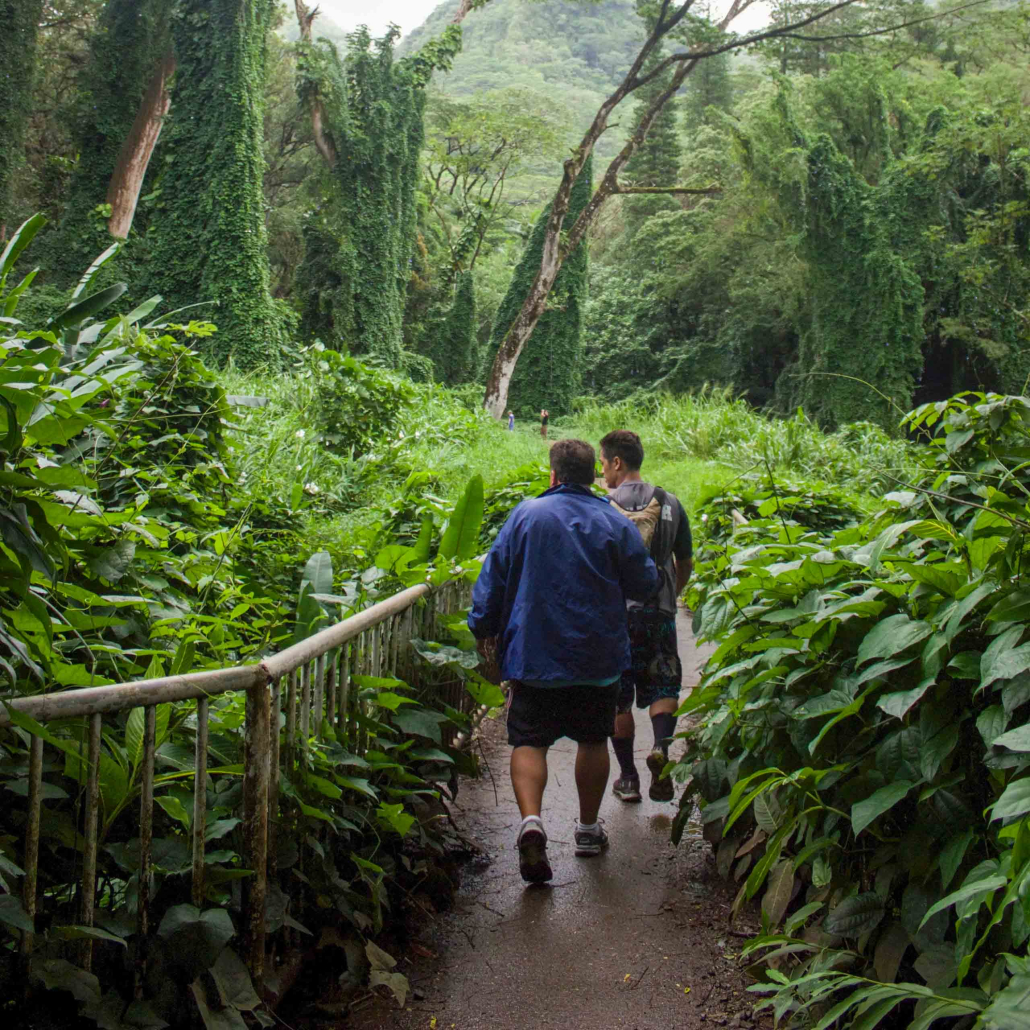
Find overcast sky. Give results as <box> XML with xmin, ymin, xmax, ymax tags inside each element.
<box><xmin>312</xmin><ymin>0</ymin><xmax>442</xmax><ymax>38</ymax></box>
<box><xmin>309</xmin><ymin>0</ymin><xmax>769</xmax><ymax>40</ymax></box>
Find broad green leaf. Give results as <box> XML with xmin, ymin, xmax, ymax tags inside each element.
<box><xmin>70</xmin><ymin>242</ymin><xmax>121</xmax><ymax>300</ymax></box>
<box><xmin>977</xmin><ymin>706</ymin><xmax>1008</xmax><ymax>747</ymax></box>
<box><xmin>155</xmin><ymin>795</ymin><xmax>191</xmax><ymax>829</ymax></box>
<box><xmin>464</xmin><ymin>676</ymin><xmax>505</xmax><ymax>708</ymax></box>
<box><xmin>852</xmin><ymin>781</ymin><xmax>913</xmax><ymax>837</ymax></box>
<box><xmin>992</xmin><ymin>726</ymin><xmax>1030</xmax><ymax>753</ymax></box>
<box><xmin>156</xmin><ymin>904</ymin><xmax>235</xmax><ymax>974</ymax></box>
<box><xmin>939</xmin><ymin>828</ymin><xmax>975</xmax><ymax>890</ymax></box>
<box><xmin>919</xmin><ymin>874</ymin><xmax>1008</xmax><ymax>928</ymax></box>
<box><xmin>980</xmin><ymin>974</ymin><xmax>1030</xmax><ymax>1030</ymax></box>
<box><xmin>0</xmin><ymin>894</ymin><xmax>34</xmax><ymax>933</ymax></box>
<box><xmin>438</xmin><ymin>475</ymin><xmax>484</xmax><ymax>562</ymax></box>
<box><xmin>898</xmin><ymin>562</ymin><xmax>964</xmax><ymax>597</ymax></box>
<box><xmin>337</xmin><ymin>777</ymin><xmax>378</xmax><ymax>799</ymax></box>
<box><xmin>981</xmin><ymin>641</ymin><xmax>1030</xmax><ymax>694</ymax></box>
<box><xmin>50</xmin><ymin>283</ymin><xmax>128</xmax><ymax>330</ymax></box>
<box><xmin>390</xmin><ymin>707</ymin><xmax>450</xmax><ymax>744</ymax></box>
<box><xmin>50</xmin><ymin>924</ymin><xmax>127</xmax><ymax>947</ymax></box>
<box><xmin>210</xmin><ymin>946</ymin><xmax>261</xmax><ymax>1013</ymax></box>
<box><xmin>376</xmin><ymin>802</ymin><xmax>415</xmax><ymax>837</ymax></box>
<box><xmin>0</xmin><ymin>214</ymin><xmax>47</xmax><ymax>278</ymax></box>
<box><xmin>921</xmin><ymin>722</ymin><xmax>959</xmax><ymax>782</ymax></box>
<box><xmin>412</xmin><ymin>515</ymin><xmax>433</xmax><ymax>563</ymax></box>
<box><xmin>124</xmin><ymin>703</ymin><xmax>171</xmax><ymax>770</ymax></box>
<box><xmin>990</xmin><ymin>779</ymin><xmax>1030</xmax><ymax>822</ymax></box>
<box><xmin>877</xmin><ymin>682</ymin><xmax>935</xmax><ymax>720</ymax></box>
<box><xmin>857</xmin><ymin>614</ymin><xmax>932</xmax><ymax>667</ymax></box>
<box><xmin>373</xmin><ymin>691</ymin><xmax>417</xmax><ymax>711</ymax></box>
<box><xmin>761</xmin><ymin>860</ymin><xmax>794</xmax><ymax>930</ymax></box>
<box><xmin>874</xmin><ymin>921</ymin><xmax>911</xmax><ymax>983</ymax></box>
<box><xmin>914</xmin><ymin>944</ymin><xmax>958</xmax><ymax>989</ymax></box>
<box><xmin>823</xmin><ymin>893</ymin><xmax>885</xmax><ymax>937</ymax></box>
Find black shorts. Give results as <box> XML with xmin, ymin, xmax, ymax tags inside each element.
<box><xmin>506</xmin><ymin>682</ymin><xmax>618</xmax><ymax>748</ymax></box>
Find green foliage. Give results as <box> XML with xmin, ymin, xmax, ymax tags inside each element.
<box><xmin>295</xmin><ymin>25</ymin><xmax>462</xmax><ymax>364</ymax></box>
<box><xmin>0</xmin><ymin>0</ymin><xmax>43</xmax><ymax>229</ymax></box>
<box><xmin>148</xmin><ymin>0</ymin><xmax>283</xmax><ymax>368</ymax></box>
<box><xmin>488</xmin><ymin>156</ymin><xmax>592</xmax><ymax>416</ymax></box>
<box><xmin>569</xmin><ymin>390</ymin><xmax>915</xmax><ymax>497</ymax></box>
<box><xmin>676</xmin><ymin>390</ymin><xmax>1030</xmax><ymax>1027</ymax></box>
<box><xmin>305</xmin><ymin>344</ymin><xmax>416</xmax><ymax>457</ymax></box>
<box><xmin>587</xmin><ymin>49</ymin><xmax>1030</xmax><ymax>424</ymax></box>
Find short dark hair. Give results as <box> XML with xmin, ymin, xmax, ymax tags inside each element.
<box><xmin>550</xmin><ymin>438</ymin><xmax>596</xmax><ymax>486</ymax></box>
<box><xmin>600</xmin><ymin>430</ymin><xmax>644</xmax><ymax>471</ymax></box>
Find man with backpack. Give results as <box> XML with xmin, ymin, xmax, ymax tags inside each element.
<box><xmin>600</xmin><ymin>430</ymin><xmax>693</xmax><ymax>803</ymax></box>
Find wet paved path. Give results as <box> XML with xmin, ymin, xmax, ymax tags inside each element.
<box><xmin>350</xmin><ymin>611</ymin><xmax>759</xmax><ymax>1030</ymax></box>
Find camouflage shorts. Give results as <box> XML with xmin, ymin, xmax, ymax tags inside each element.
<box><xmin>617</xmin><ymin>610</ymin><xmax>682</xmax><ymax>713</ymax></box>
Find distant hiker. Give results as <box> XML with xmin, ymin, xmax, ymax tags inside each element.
<box><xmin>468</xmin><ymin>439</ymin><xmax>658</xmax><ymax>883</ymax></box>
<box><xmin>507</xmin><ymin>411</ymin><xmax>515</xmax><ymax>431</ymax></box>
<box><xmin>600</xmin><ymin>430</ymin><xmax>692</xmax><ymax>803</ymax></box>
<box><xmin>540</xmin><ymin>408</ymin><xmax>549</xmax><ymax>439</ymax></box>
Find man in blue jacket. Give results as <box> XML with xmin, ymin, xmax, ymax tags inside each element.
<box><xmin>468</xmin><ymin>438</ymin><xmax>659</xmax><ymax>883</ymax></box>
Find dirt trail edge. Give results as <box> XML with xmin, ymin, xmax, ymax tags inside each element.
<box><xmin>347</xmin><ymin>611</ymin><xmax>761</xmax><ymax>1030</ymax></box>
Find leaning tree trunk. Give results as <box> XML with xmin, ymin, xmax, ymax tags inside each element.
<box><xmin>107</xmin><ymin>51</ymin><xmax>176</xmax><ymax>239</ymax></box>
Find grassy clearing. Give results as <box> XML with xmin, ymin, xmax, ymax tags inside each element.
<box><xmin>220</xmin><ymin>367</ymin><xmax>910</xmax><ymax>562</ymax></box>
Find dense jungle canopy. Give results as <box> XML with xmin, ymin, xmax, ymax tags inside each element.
<box><xmin>1</xmin><ymin>0</ymin><xmax>1027</xmax><ymax>424</ymax></box>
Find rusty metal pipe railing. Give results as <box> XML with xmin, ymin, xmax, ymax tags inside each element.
<box><xmin>0</xmin><ymin>570</ymin><xmax>480</xmax><ymax>987</ymax></box>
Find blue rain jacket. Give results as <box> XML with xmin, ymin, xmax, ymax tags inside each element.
<box><xmin>468</xmin><ymin>483</ymin><xmax>659</xmax><ymax>684</ymax></box>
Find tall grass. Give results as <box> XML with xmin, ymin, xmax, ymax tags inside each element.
<box><xmin>564</xmin><ymin>387</ymin><xmax>916</xmax><ymax>499</ymax></box>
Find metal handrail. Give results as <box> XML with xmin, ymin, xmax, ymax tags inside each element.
<box><xmin>0</xmin><ymin>572</ymin><xmax>478</xmax><ymax>992</ymax></box>
<box><xmin>0</xmin><ymin>581</ymin><xmax>438</xmax><ymax>727</ymax></box>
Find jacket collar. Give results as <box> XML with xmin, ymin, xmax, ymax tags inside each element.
<box><xmin>540</xmin><ymin>483</ymin><xmax>606</xmax><ymax>501</ymax></box>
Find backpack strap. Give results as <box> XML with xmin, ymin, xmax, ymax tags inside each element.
<box><xmin>648</xmin><ymin>487</ymin><xmax>674</xmax><ymax>559</ymax></box>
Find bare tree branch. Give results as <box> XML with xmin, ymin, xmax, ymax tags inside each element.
<box><xmin>612</xmin><ymin>184</ymin><xmax>722</xmax><ymax>195</ymax></box>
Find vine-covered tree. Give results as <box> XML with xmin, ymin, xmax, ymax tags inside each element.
<box><xmin>488</xmin><ymin>157</ymin><xmax>592</xmax><ymax>415</ymax></box>
<box><xmin>428</xmin><ymin>269</ymin><xmax>479</xmax><ymax>385</ymax></box>
<box><xmin>0</xmin><ymin>0</ymin><xmax>44</xmax><ymax>236</ymax></box>
<box><xmin>149</xmin><ymin>0</ymin><xmax>282</xmax><ymax>367</ymax></box>
<box><xmin>292</xmin><ymin>16</ymin><xmax>463</xmax><ymax>364</ymax></box>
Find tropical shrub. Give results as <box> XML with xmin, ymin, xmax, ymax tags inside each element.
<box><xmin>675</xmin><ymin>392</ymin><xmax>1030</xmax><ymax>1028</ymax></box>
<box><xmin>304</xmin><ymin>344</ymin><xmax>416</xmax><ymax>458</ymax></box>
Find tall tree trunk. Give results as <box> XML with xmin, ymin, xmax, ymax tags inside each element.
<box><xmin>107</xmin><ymin>51</ymin><xmax>176</xmax><ymax>239</ymax></box>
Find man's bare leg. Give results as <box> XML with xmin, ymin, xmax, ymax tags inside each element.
<box><xmin>575</xmin><ymin>741</ymin><xmax>610</xmax><ymax>824</ymax></box>
<box><xmin>510</xmin><ymin>745</ymin><xmax>548</xmax><ymax>817</ymax></box>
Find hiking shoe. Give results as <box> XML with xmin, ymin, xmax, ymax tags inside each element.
<box><xmin>517</xmin><ymin>827</ymin><xmax>552</xmax><ymax>884</ymax></box>
<box><xmin>647</xmin><ymin>750</ymin><xmax>674</xmax><ymax>802</ymax></box>
<box><xmin>612</xmin><ymin>775</ymin><xmax>642</xmax><ymax>802</ymax></box>
<box><xmin>574</xmin><ymin>821</ymin><xmax>610</xmax><ymax>857</ymax></box>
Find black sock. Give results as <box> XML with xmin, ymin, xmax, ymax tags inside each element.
<box><xmin>652</xmin><ymin>712</ymin><xmax>676</xmax><ymax>756</ymax></box>
<box><xmin>611</xmin><ymin>736</ymin><xmax>636</xmax><ymax>779</ymax></box>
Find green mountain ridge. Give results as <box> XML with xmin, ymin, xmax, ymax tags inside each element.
<box><xmin>401</xmin><ymin>0</ymin><xmax>648</xmax><ymax>162</ymax></box>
